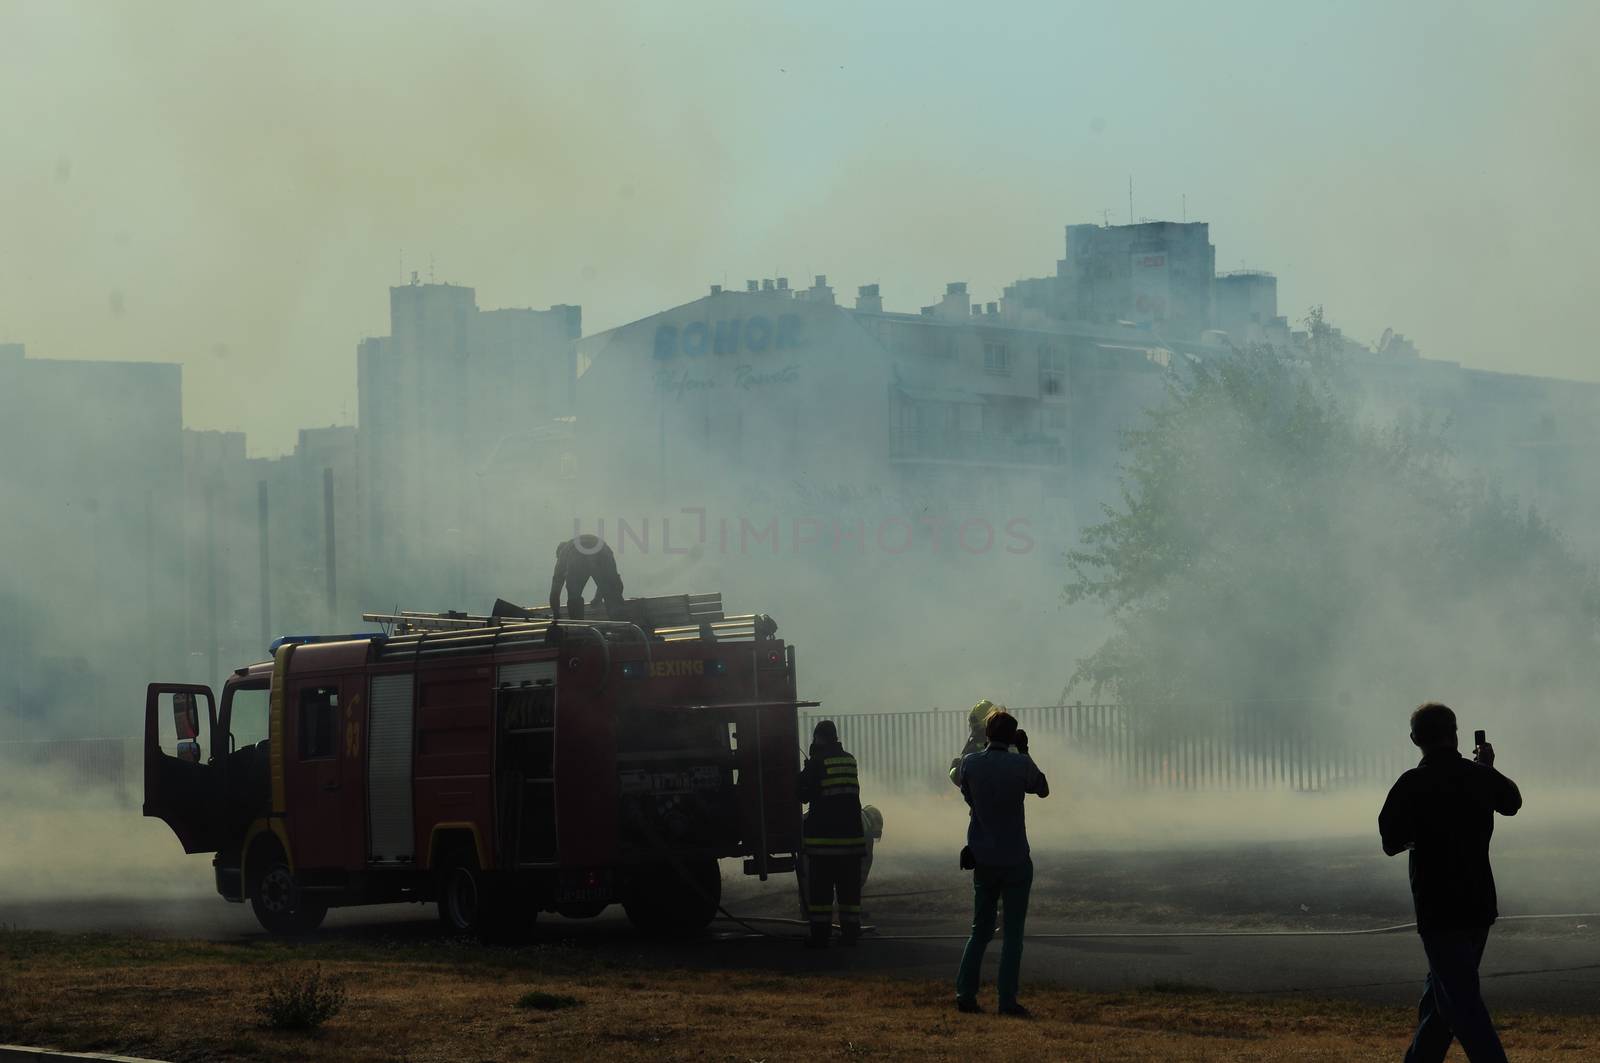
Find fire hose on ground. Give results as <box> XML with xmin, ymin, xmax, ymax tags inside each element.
<box><xmin>709</xmin><ymin>908</ymin><xmax>1600</xmax><ymax>942</ymax></box>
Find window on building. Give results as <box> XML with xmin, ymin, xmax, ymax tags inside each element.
<box><xmin>1047</xmin><ymin>407</ymin><xmax>1068</xmax><ymax>430</ymax></box>
<box><xmin>1039</xmin><ymin>346</ymin><xmax>1066</xmax><ymax>397</ymax></box>
<box><xmin>298</xmin><ymin>687</ymin><xmax>339</xmax><ymax>760</ymax></box>
<box><xmin>981</xmin><ymin>404</ymin><xmax>1014</xmax><ymax>437</ymax></box>
<box><xmin>983</xmin><ymin>343</ymin><xmax>1010</xmax><ymax>373</ymax></box>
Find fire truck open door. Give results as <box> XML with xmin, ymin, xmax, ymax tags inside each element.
<box><xmin>728</xmin><ymin>697</ymin><xmax>805</xmax><ymax>879</ymax></box>
<box><xmin>143</xmin><ymin>682</ymin><xmax>229</xmax><ymax>854</ymax></box>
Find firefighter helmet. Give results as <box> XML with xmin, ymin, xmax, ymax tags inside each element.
<box><xmin>968</xmin><ymin>699</ymin><xmax>995</xmax><ymax>727</ymax></box>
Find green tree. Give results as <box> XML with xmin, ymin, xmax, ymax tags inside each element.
<box><xmin>1064</xmin><ymin>342</ymin><xmax>1600</xmax><ymax>730</ymax></box>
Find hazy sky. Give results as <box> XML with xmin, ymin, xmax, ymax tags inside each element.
<box><xmin>3</xmin><ymin>0</ymin><xmax>1595</xmax><ymax>455</ymax></box>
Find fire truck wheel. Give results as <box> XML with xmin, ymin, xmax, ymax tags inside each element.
<box><xmin>435</xmin><ymin>848</ymin><xmax>488</xmax><ymax>936</ymax></box>
<box><xmin>674</xmin><ymin>858</ymin><xmax>722</xmax><ymax>931</ymax></box>
<box><xmin>248</xmin><ymin>844</ymin><xmax>327</xmax><ymax>936</ymax></box>
<box><xmin>623</xmin><ymin>860</ymin><xmax>720</xmax><ymax>934</ymax></box>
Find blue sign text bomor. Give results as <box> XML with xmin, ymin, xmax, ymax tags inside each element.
<box><xmin>654</xmin><ymin>314</ymin><xmax>802</xmax><ymax>359</ymax></box>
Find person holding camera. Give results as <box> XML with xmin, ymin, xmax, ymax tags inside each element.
<box><xmin>955</xmin><ymin>708</ymin><xmax>1048</xmax><ymax>1017</ymax></box>
<box><xmin>1379</xmin><ymin>702</ymin><xmax>1521</xmax><ymax>1063</ymax></box>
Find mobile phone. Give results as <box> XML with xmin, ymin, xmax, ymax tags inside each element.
<box><xmin>1474</xmin><ymin>729</ymin><xmax>1486</xmax><ymax>748</ymax></box>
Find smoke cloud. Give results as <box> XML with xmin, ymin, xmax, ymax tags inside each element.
<box><xmin>3</xmin><ymin>1</ymin><xmax>1598</xmax><ymax>920</ymax></box>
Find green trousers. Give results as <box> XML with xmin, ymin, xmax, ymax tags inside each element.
<box><xmin>955</xmin><ymin>857</ymin><xmax>1034</xmax><ymax>1006</ymax></box>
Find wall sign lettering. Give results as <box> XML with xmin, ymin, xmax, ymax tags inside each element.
<box><xmin>654</xmin><ymin>314</ymin><xmax>803</xmax><ymax>359</ymax></box>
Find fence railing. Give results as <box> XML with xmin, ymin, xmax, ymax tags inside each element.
<box><xmin>10</xmin><ymin>706</ymin><xmax>1583</xmax><ymax>803</ymax></box>
<box><xmin>800</xmin><ymin>704</ymin><xmax>1511</xmax><ymax>794</ymax></box>
<box><xmin>0</xmin><ymin>736</ymin><xmax>140</xmax><ymax>804</ymax></box>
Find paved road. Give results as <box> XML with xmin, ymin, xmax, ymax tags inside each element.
<box><xmin>855</xmin><ymin>917</ymin><xmax>1600</xmax><ymax>1013</ymax></box>
<box><xmin>4</xmin><ymin>893</ymin><xmax>1596</xmax><ymax>1014</ymax></box>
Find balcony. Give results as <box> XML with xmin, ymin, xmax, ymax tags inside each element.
<box><xmin>890</xmin><ymin>427</ymin><xmax>1065</xmax><ymax>466</ymax></box>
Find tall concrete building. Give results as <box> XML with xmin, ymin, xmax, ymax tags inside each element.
<box><xmin>1006</xmin><ymin>221</ymin><xmax>1218</xmax><ymax>339</ymax></box>
<box><xmin>1213</xmin><ymin>270</ymin><xmax>1290</xmax><ymax>347</ymax></box>
<box><xmin>357</xmin><ymin>280</ymin><xmax>580</xmax><ymax>607</ymax></box>
<box><xmin>175</xmin><ymin>422</ymin><xmax>362</xmax><ymax>689</ymax></box>
<box><xmin>572</xmin><ymin>276</ymin><xmax>1175</xmax><ymax>709</ymax></box>
<box><xmin>576</xmin><ymin>275</ymin><xmax>1172</xmax><ymax>541</ymax></box>
<box><xmin>0</xmin><ymin>343</ymin><xmax>186</xmax><ymax>733</ymax></box>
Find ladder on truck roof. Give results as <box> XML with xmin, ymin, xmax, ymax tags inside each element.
<box><xmin>492</xmin><ymin>591</ymin><xmax>726</xmax><ymax>630</ymax></box>
<box><xmin>361</xmin><ymin>592</ymin><xmax>777</xmax><ymax>657</ymax></box>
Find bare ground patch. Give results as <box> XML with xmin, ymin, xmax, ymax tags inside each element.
<box><xmin>2</xmin><ymin>930</ymin><xmax>1598</xmax><ymax>1061</ymax></box>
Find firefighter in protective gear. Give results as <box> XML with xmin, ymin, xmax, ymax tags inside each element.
<box><xmin>549</xmin><ymin>534</ymin><xmax>625</xmax><ymax>620</ymax></box>
<box><xmin>798</xmin><ymin>720</ymin><xmax>865</xmax><ymax>948</ymax></box>
<box><xmin>796</xmin><ymin>804</ymin><xmax>883</xmax><ymax>923</ymax></box>
<box><xmin>949</xmin><ymin>699</ymin><xmax>995</xmax><ymax>787</ymax></box>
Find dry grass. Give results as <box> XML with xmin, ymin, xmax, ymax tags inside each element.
<box><xmin>2</xmin><ymin>929</ymin><xmax>1597</xmax><ymax>1061</ymax></box>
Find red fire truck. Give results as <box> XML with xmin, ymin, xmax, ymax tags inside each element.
<box><xmin>142</xmin><ymin>594</ymin><xmax>805</xmax><ymax>936</ymax></box>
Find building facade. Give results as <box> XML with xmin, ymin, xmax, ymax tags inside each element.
<box><xmin>1006</xmin><ymin>221</ymin><xmax>1218</xmax><ymax>340</ymax></box>
<box><xmin>8</xmin><ymin>213</ymin><xmax>1600</xmax><ymax>730</ymax></box>
<box><xmin>572</xmin><ymin>277</ymin><xmax>1172</xmax><ymax>710</ymax></box>
<box><xmin>356</xmin><ymin>280</ymin><xmax>580</xmax><ymax>608</ymax></box>
<box><xmin>0</xmin><ymin>344</ymin><xmax>186</xmax><ymax>734</ymax></box>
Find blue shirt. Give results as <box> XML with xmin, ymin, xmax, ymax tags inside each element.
<box><xmin>960</xmin><ymin>744</ymin><xmax>1049</xmax><ymax>867</ymax></box>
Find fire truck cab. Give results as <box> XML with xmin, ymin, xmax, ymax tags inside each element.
<box><xmin>142</xmin><ymin>594</ymin><xmax>805</xmax><ymax>936</ymax></box>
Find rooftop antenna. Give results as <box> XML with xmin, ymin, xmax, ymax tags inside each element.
<box><xmin>1098</xmin><ymin>207</ymin><xmax>1113</xmax><ymax>226</ymax></box>
<box><xmin>429</xmin><ymin>255</ymin><xmax>436</xmax><ymax>284</ymax></box>
<box><xmin>399</xmin><ymin>249</ymin><xmax>404</xmax><ymax>284</ymax></box>
<box><xmin>1128</xmin><ymin>175</ymin><xmax>1134</xmax><ymax>225</ymax></box>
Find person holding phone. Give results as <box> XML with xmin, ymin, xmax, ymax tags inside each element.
<box><xmin>1379</xmin><ymin>703</ymin><xmax>1522</xmax><ymax>1063</ymax></box>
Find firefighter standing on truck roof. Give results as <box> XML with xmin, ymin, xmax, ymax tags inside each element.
<box><xmin>549</xmin><ymin>534</ymin><xmax>625</xmax><ymax>620</ymax></box>
<box><xmin>949</xmin><ymin>699</ymin><xmax>995</xmax><ymax>787</ymax></box>
<box><xmin>798</xmin><ymin>720</ymin><xmax>865</xmax><ymax>948</ymax></box>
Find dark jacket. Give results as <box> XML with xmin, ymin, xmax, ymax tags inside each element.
<box><xmin>798</xmin><ymin>741</ymin><xmax>864</xmax><ymax>856</ymax></box>
<box><xmin>549</xmin><ymin>535</ymin><xmax>623</xmax><ymax>615</ymax></box>
<box><xmin>960</xmin><ymin>743</ymin><xmax>1049</xmax><ymax>867</ymax></box>
<box><xmin>1378</xmin><ymin>751</ymin><xmax>1522</xmax><ymax>933</ymax></box>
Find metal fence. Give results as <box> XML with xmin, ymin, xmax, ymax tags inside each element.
<box><xmin>9</xmin><ymin>706</ymin><xmax>1582</xmax><ymax>803</ymax></box>
<box><xmin>0</xmin><ymin>736</ymin><xmax>140</xmax><ymax>805</ymax></box>
<box><xmin>801</xmin><ymin>704</ymin><xmax>1445</xmax><ymax>795</ymax></box>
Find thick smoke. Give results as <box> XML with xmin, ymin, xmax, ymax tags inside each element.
<box><xmin>1062</xmin><ymin>339</ymin><xmax>1600</xmax><ymax>779</ymax></box>
<box><xmin>4</xmin><ymin>3</ymin><xmax>1599</xmax><ymax>915</ymax></box>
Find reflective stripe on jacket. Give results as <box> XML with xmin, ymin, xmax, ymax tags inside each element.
<box><xmin>799</xmin><ymin>745</ymin><xmax>865</xmax><ymax>855</ymax></box>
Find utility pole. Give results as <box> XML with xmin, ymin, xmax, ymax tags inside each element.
<box><xmin>205</xmin><ymin>485</ymin><xmax>218</xmax><ymax>689</ymax></box>
<box><xmin>258</xmin><ymin>480</ymin><xmax>271</xmax><ymax>648</ymax></box>
<box><xmin>323</xmin><ymin>467</ymin><xmax>337</xmax><ymax>627</ymax></box>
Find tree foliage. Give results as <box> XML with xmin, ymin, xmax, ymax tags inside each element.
<box><xmin>1065</xmin><ymin>341</ymin><xmax>1600</xmax><ymax>727</ymax></box>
